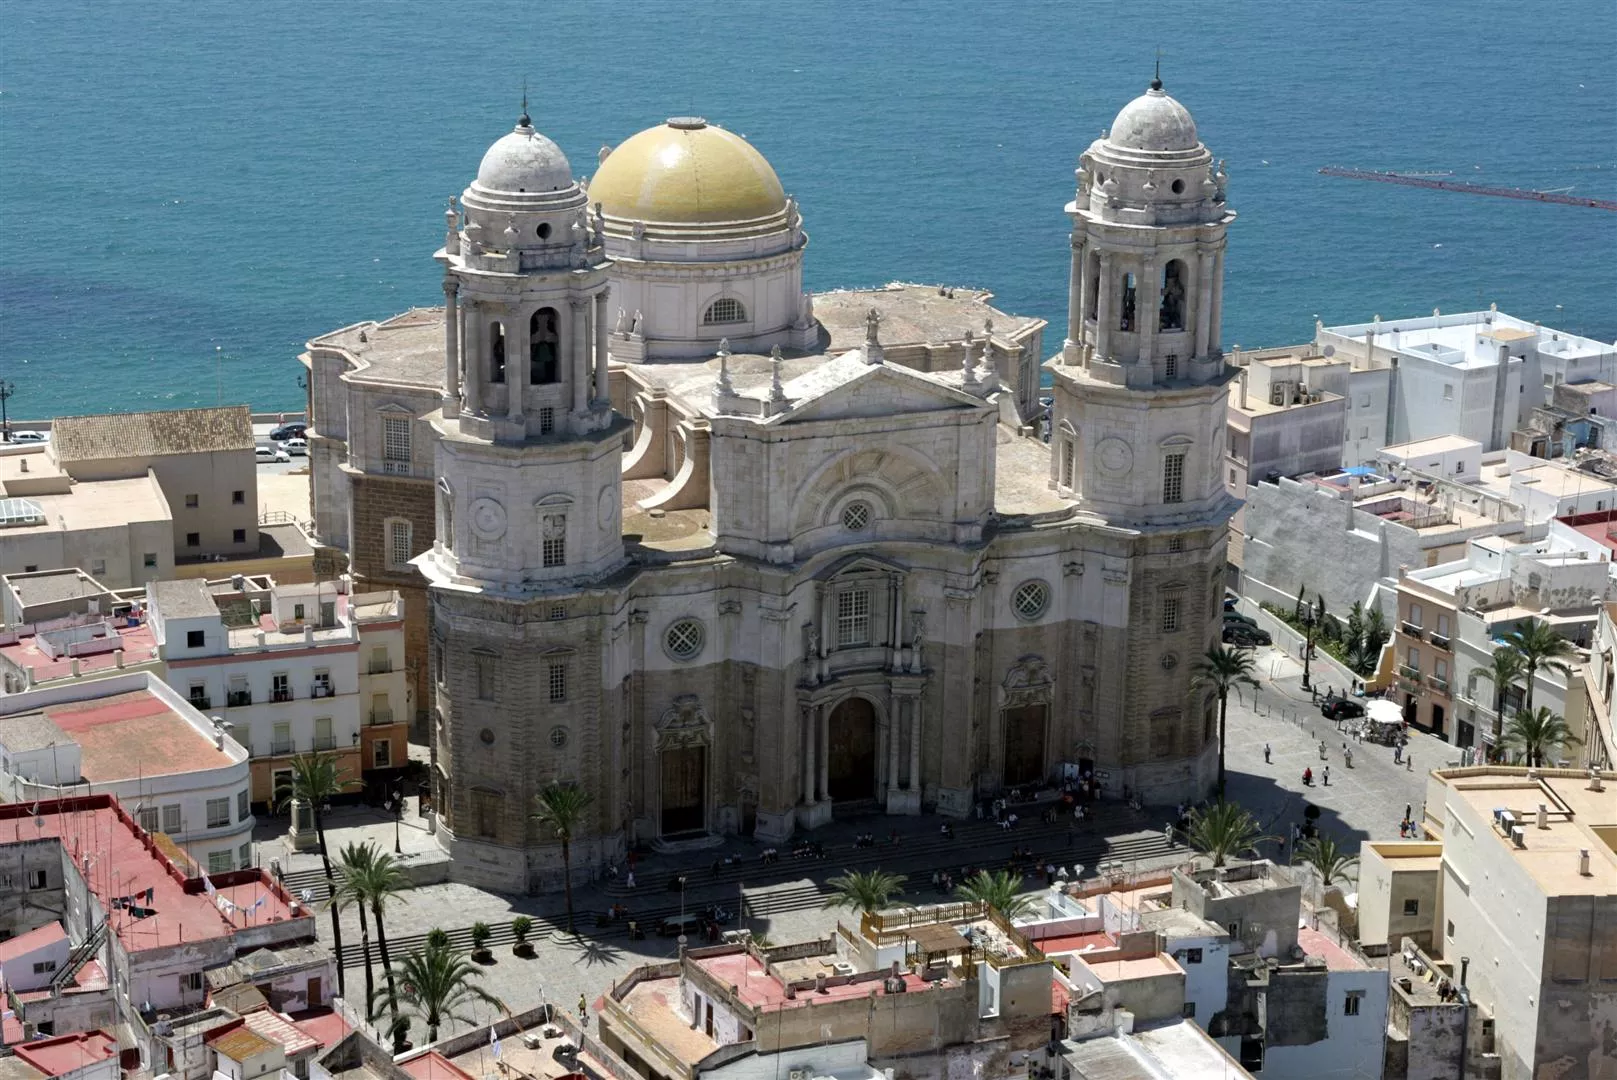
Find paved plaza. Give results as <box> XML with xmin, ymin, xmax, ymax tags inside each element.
<box><xmin>257</xmin><ymin>610</ymin><xmax>1449</xmax><ymax>1040</ymax></box>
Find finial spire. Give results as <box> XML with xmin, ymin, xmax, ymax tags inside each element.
<box><xmin>519</xmin><ymin>79</ymin><xmax>531</xmax><ymax>128</ymax></box>
<box><xmin>1151</xmin><ymin>48</ymin><xmax>1163</xmax><ymax>91</ymax></box>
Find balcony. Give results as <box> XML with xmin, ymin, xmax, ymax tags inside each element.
<box><xmin>188</xmin><ymin>696</ymin><xmax>211</xmax><ymax>711</ymax></box>
<box><xmin>1428</xmin><ymin>676</ymin><xmax>1450</xmax><ymax>695</ymax></box>
<box><xmin>1398</xmin><ymin>665</ymin><xmax>1423</xmax><ymax>682</ymax></box>
<box><xmin>269</xmin><ymin>738</ymin><xmax>295</xmax><ymax>756</ymax></box>
<box><xmin>1400</xmin><ymin>623</ymin><xmax>1425</xmax><ymax>640</ymax></box>
<box><xmin>310</xmin><ymin>684</ymin><xmax>335</xmax><ymax>700</ymax></box>
<box><xmin>368</xmin><ymin>660</ymin><xmax>393</xmax><ymax>675</ymax></box>
<box><xmin>368</xmin><ymin>708</ymin><xmax>395</xmax><ymax>727</ymax></box>
<box><xmin>1429</xmin><ymin>634</ymin><xmax>1451</xmax><ymax>650</ymax></box>
<box><xmin>272</xmin><ymin>689</ymin><xmax>293</xmax><ymax>704</ymax></box>
<box><xmin>227</xmin><ymin>691</ymin><xmax>253</xmax><ymax>708</ymax></box>
<box><xmin>312</xmin><ymin>735</ymin><xmax>337</xmax><ymax>751</ymax></box>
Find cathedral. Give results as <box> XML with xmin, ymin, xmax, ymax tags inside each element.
<box><xmin>305</xmin><ymin>78</ymin><xmax>1239</xmax><ymax>893</ymax></box>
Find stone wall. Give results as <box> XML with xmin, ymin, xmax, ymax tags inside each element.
<box><xmin>349</xmin><ymin>473</ymin><xmax>434</xmax><ymax>729</ymax></box>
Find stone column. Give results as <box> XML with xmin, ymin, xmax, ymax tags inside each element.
<box><xmin>507</xmin><ymin>307</ymin><xmax>527</xmax><ymax>422</ymax></box>
<box><xmin>570</xmin><ymin>299</ymin><xmax>589</xmax><ymax>415</ymax></box>
<box><xmin>1073</xmin><ymin>244</ymin><xmax>1090</xmax><ymax>366</ymax></box>
<box><xmin>442</xmin><ymin>282</ymin><xmax>460</xmax><ymax>417</ymax></box>
<box><xmin>887</xmin><ymin>700</ymin><xmax>903</xmax><ymax>794</ymax></box>
<box><xmin>593</xmin><ymin>289</ymin><xmax>610</xmax><ymax>407</ymax></box>
<box><xmin>818</xmin><ymin>703</ymin><xmax>830</xmax><ymax>801</ymax></box>
<box><xmin>464</xmin><ymin>303</ymin><xmax>483</xmax><ymax>413</ymax></box>
<box><xmin>801</xmin><ymin>705</ymin><xmax>815</xmax><ymax>805</ymax></box>
<box><xmin>1194</xmin><ymin>252</ymin><xmax>1214</xmax><ymax>359</ymax></box>
<box><xmin>909</xmin><ymin>695</ymin><xmax>922</xmax><ymax>791</ymax></box>
<box><xmin>1094</xmin><ymin>251</ymin><xmax>1114</xmax><ymax>362</ymax></box>
<box><xmin>1139</xmin><ymin>258</ymin><xmax>1159</xmax><ymax>368</ymax></box>
<box><xmin>1209</xmin><ymin>250</ymin><xmax>1225</xmax><ymax>354</ymax></box>
<box><xmin>1065</xmin><ymin>236</ymin><xmax>1084</xmax><ymax>359</ymax></box>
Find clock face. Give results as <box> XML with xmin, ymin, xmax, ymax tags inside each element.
<box><xmin>469</xmin><ymin>497</ymin><xmax>508</xmax><ymax>540</ymax></box>
<box><xmin>1096</xmin><ymin>437</ymin><xmax>1133</xmax><ymax>476</ymax></box>
<box><xmin>597</xmin><ymin>485</ymin><xmax>616</xmax><ymax>530</ymax></box>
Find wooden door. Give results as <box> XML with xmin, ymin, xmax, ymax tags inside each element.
<box><xmin>1002</xmin><ymin>705</ymin><xmax>1048</xmax><ymax>787</ymax></box>
<box><xmin>828</xmin><ymin>698</ymin><xmax>877</xmax><ymax>800</ymax></box>
<box><xmin>660</xmin><ymin>746</ymin><xmax>706</xmax><ymax>835</ymax></box>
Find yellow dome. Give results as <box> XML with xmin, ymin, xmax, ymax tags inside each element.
<box><xmin>589</xmin><ymin>118</ymin><xmax>788</xmax><ymax>225</ymax></box>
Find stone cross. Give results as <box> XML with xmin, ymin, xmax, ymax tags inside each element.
<box><xmin>864</xmin><ymin>308</ymin><xmax>884</xmax><ymax>365</ymax></box>
<box><xmin>962</xmin><ymin>329</ymin><xmax>980</xmax><ymax>388</ymax></box>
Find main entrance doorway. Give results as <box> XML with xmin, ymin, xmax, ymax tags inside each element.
<box><xmin>1002</xmin><ymin>704</ymin><xmax>1048</xmax><ymax>787</ymax></box>
<box><xmin>660</xmin><ymin>745</ymin><xmax>706</xmax><ymax>834</ymax></box>
<box><xmin>827</xmin><ymin>697</ymin><xmax>878</xmax><ymax>800</ymax></box>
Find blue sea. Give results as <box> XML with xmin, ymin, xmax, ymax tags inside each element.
<box><xmin>2</xmin><ymin>0</ymin><xmax>1614</xmax><ymax>418</ymax></box>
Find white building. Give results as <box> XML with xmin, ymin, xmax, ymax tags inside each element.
<box><xmin>1225</xmin><ymin>346</ymin><xmax>1349</xmax><ymax>488</ymax></box>
<box><xmin>1379</xmin><ymin>434</ymin><xmax>1483</xmax><ymax>485</ymax></box>
<box><xmin>1317</xmin><ymin>309</ymin><xmax>1617</xmax><ymax>459</ymax></box>
<box><xmin>1581</xmin><ymin>602</ymin><xmax>1617</xmax><ymax>770</ymax></box>
<box><xmin>146</xmin><ymin>576</ymin><xmax>408</xmax><ymax>806</ymax></box>
<box><xmin>0</xmin><ymin>671</ymin><xmax>255</xmax><ymax>873</ymax></box>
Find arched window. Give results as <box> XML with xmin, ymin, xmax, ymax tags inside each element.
<box><xmin>530</xmin><ymin>308</ymin><xmax>559</xmax><ymax>385</ymax></box>
<box><xmin>1119</xmin><ymin>273</ymin><xmax>1137</xmax><ymax>332</ymax></box>
<box><xmin>1086</xmin><ymin>253</ymin><xmax>1100</xmax><ymax>321</ymax></box>
<box><xmin>703</xmin><ymin>297</ymin><xmax>746</xmax><ymax>325</ymax></box>
<box><xmin>1160</xmin><ymin>260</ymin><xmax>1187</xmax><ymax>331</ymax></box>
<box><xmin>437</xmin><ymin>479</ymin><xmax>454</xmax><ymax>551</ymax></box>
<box><xmin>489</xmin><ymin>321</ymin><xmax>506</xmax><ymax>384</ymax></box>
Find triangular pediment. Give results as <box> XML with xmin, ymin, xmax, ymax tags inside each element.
<box><xmin>777</xmin><ymin>359</ymin><xmax>991</xmax><ymax>424</ymax></box>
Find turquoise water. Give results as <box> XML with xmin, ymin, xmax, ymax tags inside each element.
<box><xmin>2</xmin><ymin>0</ymin><xmax>1614</xmax><ymax>418</ymax></box>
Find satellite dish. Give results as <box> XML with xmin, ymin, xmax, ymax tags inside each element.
<box><xmin>1323</xmin><ymin>344</ymin><xmax>1336</xmax><ymax>357</ymax></box>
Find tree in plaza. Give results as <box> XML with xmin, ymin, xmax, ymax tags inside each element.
<box><xmin>1294</xmin><ymin>581</ymin><xmax>1307</xmax><ymax>621</ymax></box>
<box><xmin>1505</xmin><ymin>619</ymin><xmax>1575</xmax><ymax>714</ymax></box>
<box><xmin>529</xmin><ymin>782</ymin><xmax>594</xmax><ymax>934</ymax></box>
<box><xmin>1190</xmin><ymin>646</ymin><xmax>1260</xmax><ymax>798</ymax></box>
<box><xmin>1185</xmin><ymin>801</ymin><xmax>1272</xmax><ymax>868</ymax></box>
<box><xmin>276</xmin><ymin>752</ymin><xmax>353</xmax><ymax>997</ymax></box>
<box><xmin>331</xmin><ymin>843</ymin><xmax>377</xmax><ymax>1012</ymax></box>
<box><xmin>1292</xmin><ymin>832</ymin><xmax>1359</xmax><ymax>890</ymax></box>
<box><xmin>341</xmin><ymin>843</ymin><xmax>413</xmax><ymax>1021</ymax></box>
<box><xmin>953</xmin><ymin>869</ymin><xmax>1036</xmax><ymax>921</ymax></box>
<box><xmin>1501</xmin><ymin>706</ymin><xmax>1580</xmax><ymax>768</ymax></box>
<box><xmin>823</xmin><ymin>868</ymin><xmax>906</xmax><ymax>914</ymax></box>
<box><xmin>369</xmin><ymin>938</ymin><xmax>502</xmax><ymax>1043</ymax></box>
<box><xmin>1474</xmin><ymin>645</ymin><xmax>1527</xmax><ymax>759</ymax></box>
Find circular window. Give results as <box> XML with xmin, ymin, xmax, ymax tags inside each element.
<box><xmin>664</xmin><ymin>618</ymin><xmax>705</xmax><ymax>661</ymax></box>
<box><xmin>549</xmin><ymin>726</ymin><xmax>569</xmax><ymax>749</ymax></box>
<box><xmin>479</xmin><ymin>728</ymin><xmax>495</xmax><ymax>746</ymax></box>
<box><xmin>1171</xmin><ymin>178</ymin><xmax>1185</xmax><ymax>194</ymax></box>
<box><xmin>536</xmin><ymin>222</ymin><xmax>552</xmax><ymax>239</ymax></box>
<box><xmin>842</xmin><ymin>501</ymin><xmax>872</xmax><ymax>532</ymax></box>
<box><xmin>1012</xmin><ymin>580</ymin><xmax>1051</xmax><ymax>621</ymax></box>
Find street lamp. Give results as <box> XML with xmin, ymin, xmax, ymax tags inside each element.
<box><xmin>391</xmin><ymin>787</ymin><xmax>403</xmax><ymax>854</ymax></box>
<box><xmin>1301</xmin><ymin>599</ymin><xmax>1319</xmax><ymax>692</ymax></box>
<box><xmin>0</xmin><ymin>380</ymin><xmax>14</xmax><ymax>443</ymax></box>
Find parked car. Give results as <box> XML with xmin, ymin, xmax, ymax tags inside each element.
<box><xmin>269</xmin><ymin>422</ymin><xmax>306</xmax><ymax>442</ymax></box>
<box><xmin>1223</xmin><ymin>624</ymin><xmax>1271</xmax><ymax>648</ymax></box>
<box><xmin>1320</xmin><ymin>696</ymin><xmax>1366</xmax><ymax>721</ymax></box>
<box><xmin>8</xmin><ymin>431</ymin><xmax>47</xmax><ymax>443</ymax></box>
<box><xmin>256</xmin><ymin>445</ymin><xmax>291</xmax><ymax>463</ymax></box>
<box><xmin>281</xmin><ymin>437</ymin><xmax>308</xmax><ymax>456</ymax></box>
<box><xmin>658</xmin><ymin>913</ymin><xmax>702</xmax><ymax>938</ymax></box>
<box><xmin>1223</xmin><ymin>610</ymin><xmax>1259</xmax><ymax>629</ymax></box>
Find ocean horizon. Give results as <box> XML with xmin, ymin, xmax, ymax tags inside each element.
<box><xmin>1</xmin><ymin>0</ymin><xmax>1613</xmax><ymax>419</ymax></box>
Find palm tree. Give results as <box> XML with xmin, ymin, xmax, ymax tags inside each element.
<box><xmin>529</xmin><ymin>783</ymin><xmax>594</xmax><ymax>934</ymax></box>
<box><xmin>276</xmin><ymin>752</ymin><xmax>352</xmax><ymax>997</ymax></box>
<box><xmin>369</xmin><ymin>939</ymin><xmax>502</xmax><ymax>1043</ymax></box>
<box><xmin>953</xmin><ymin>869</ymin><xmax>1035</xmax><ymax>920</ymax></box>
<box><xmin>331</xmin><ymin>843</ymin><xmax>377</xmax><ymax>1011</ymax></box>
<box><xmin>1501</xmin><ymin>706</ymin><xmax>1581</xmax><ymax>767</ymax></box>
<box><xmin>1474</xmin><ymin>646</ymin><xmax>1527</xmax><ymax>759</ymax></box>
<box><xmin>1191</xmin><ymin>647</ymin><xmax>1259</xmax><ymax>797</ymax></box>
<box><xmin>1185</xmin><ymin>801</ymin><xmax>1271</xmax><ymax>868</ymax></box>
<box><xmin>1506</xmin><ymin>619</ymin><xmax>1575</xmax><ymax>714</ymax></box>
<box><xmin>346</xmin><ymin>844</ymin><xmax>413</xmax><ymax>1022</ymax></box>
<box><xmin>1292</xmin><ymin>833</ymin><xmax>1359</xmax><ymax>890</ymax></box>
<box><xmin>823</xmin><ymin>869</ymin><xmax>906</xmax><ymax>914</ymax></box>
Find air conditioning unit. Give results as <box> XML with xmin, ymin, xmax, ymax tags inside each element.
<box><xmin>521</xmin><ymin>1034</ymin><xmax>543</xmax><ymax>1050</ymax></box>
<box><xmin>1510</xmin><ymin>826</ymin><xmax>1526</xmax><ymax>849</ymax></box>
<box><xmin>789</xmin><ymin>1070</ymin><xmax>809</xmax><ymax>1080</ymax></box>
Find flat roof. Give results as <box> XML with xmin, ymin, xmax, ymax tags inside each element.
<box><xmin>690</xmin><ymin>950</ymin><xmax>936</xmax><ymax>1012</ymax></box>
<box><xmin>0</xmin><ymin>618</ymin><xmax>160</xmax><ymax>684</ymax></box>
<box><xmin>148</xmin><ymin>578</ymin><xmax>221</xmax><ymax>619</ymax></box>
<box><xmin>1078</xmin><ymin>952</ymin><xmax>1181</xmax><ymax>983</ymax></box>
<box><xmin>1512</xmin><ymin>463</ymin><xmax>1617</xmax><ymax>497</ymax></box>
<box><xmin>1382</xmin><ymin>434</ymin><xmax>1482</xmax><ymax>458</ymax></box>
<box><xmin>0</xmin><ymin>921</ymin><xmax>66</xmax><ymax>964</ymax></box>
<box><xmin>814</xmin><ymin>283</ymin><xmax>1043</xmax><ymax>352</ymax></box>
<box><xmin>399</xmin><ymin>1052</ymin><xmax>476</xmax><ymax>1080</ymax></box>
<box><xmin>1230</xmin><ymin>389</ymin><xmax>1344</xmax><ymax>418</ymax></box>
<box><xmin>618</xmin><ymin>975</ymin><xmax>717</xmax><ymax>1066</ymax></box>
<box><xmin>309</xmin><ymin>309</ymin><xmax>447</xmax><ymax>392</ymax></box>
<box><xmin>1434</xmin><ymin>768</ymin><xmax>1617</xmax><ymax>896</ymax></box>
<box><xmin>0</xmin><ymin>711</ymin><xmax>70</xmax><ymax>753</ymax></box>
<box><xmin>12</xmin><ymin>1031</ymin><xmax>117</xmax><ymax>1078</ymax></box>
<box><xmin>3</xmin><ymin>475</ymin><xmax>171</xmax><ymax>535</ymax></box>
<box><xmin>7</xmin><ymin>571</ymin><xmax>110</xmax><ymax>610</ymax></box>
<box><xmin>37</xmin><ymin>687</ymin><xmax>232</xmax><ymax>781</ymax></box>
<box><xmin>1296</xmin><ymin>927</ymin><xmax>1367</xmax><ymax>971</ymax></box>
<box><xmin>1129</xmin><ymin>1019</ymin><xmax>1252</xmax><ymax>1077</ymax></box>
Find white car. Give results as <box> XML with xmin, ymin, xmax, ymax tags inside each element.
<box><xmin>257</xmin><ymin>445</ymin><xmax>291</xmax><ymax>464</ymax></box>
<box><xmin>281</xmin><ymin>437</ymin><xmax>307</xmax><ymax>456</ymax></box>
<box><xmin>9</xmin><ymin>431</ymin><xmax>47</xmax><ymax>443</ymax></box>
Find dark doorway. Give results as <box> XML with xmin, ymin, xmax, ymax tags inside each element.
<box><xmin>1403</xmin><ymin>695</ymin><xmax>1417</xmax><ymax>725</ymax></box>
<box><xmin>1430</xmin><ymin>703</ymin><xmax>1447</xmax><ymax>739</ymax></box>
<box><xmin>1457</xmin><ymin>718</ymin><xmax>1475</xmax><ymax>750</ymax></box>
<box><xmin>827</xmin><ymin>697</ymin><xmax>878</xmax><ymax>800</ymax></box>
<box><xmin>660</xmin><ymin>745</ymin><xmax>706</xmax><ymax>834</ymax></box>
<box><xmin>1003</xmin><ymin>704</ymin><xmax>1048</xmax><ymax>787</ymax></box>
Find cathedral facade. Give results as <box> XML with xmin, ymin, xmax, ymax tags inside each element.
<box><xmin>306</xmin><ymin>81</ymin><xmax>1239</xmax><ymax>893</ymax></box>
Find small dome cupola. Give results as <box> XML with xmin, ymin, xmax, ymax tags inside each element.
<box><xmin>1106</xmin><ymin>83</ymin><xmax>1200</xmax><ymax>154</ymax></box>
<box><xmin>475</xmin><ymin>111</ymin><xmax>575</xmax><ymax>194</ymax></box>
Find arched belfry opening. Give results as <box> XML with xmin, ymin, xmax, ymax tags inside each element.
<box><xmin>489</xmin><ymin>321</ymin><xmax>507</xmax><ymax>383</ymax></box>
<box><xmin>1160</xmin><ymin>260</ymin><xmax>1187</xmax><ymax>331</ymax></box>
<box><xmin>530</xmin><ymin>308</ymin><xmax>559</xmax><ymax>384</ymax></box>
<box><xmin>1119</xmin><ymin>273</ymin><xmax>1137</xmax><ymax>332</ymax></box>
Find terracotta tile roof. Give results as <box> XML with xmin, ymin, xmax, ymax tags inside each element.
<box><xmin>52</xmin><ymin>406</ymin><xmax>254</xmax><ymax>461</ymax></box>
<box><xmin>241</xmin><ymin>1007</ymin><xmax>320</xmax><ymax>1057</ymax></box>
<box><xmin>207</xmin><ymin>1026</ymin><xmax>278</xmax><ymax>1061</ymax></box>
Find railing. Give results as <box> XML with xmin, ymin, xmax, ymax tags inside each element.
<box><xmin>1398</xmin><ymin>665</ymin><xmax>1422</xmax><ymax>682</ymax></box>
<box><xmin>1428</xmin><ymin>676</ymin><xmax>1450</xmax><ymax>694</ymax></box>
<box><xmin>272</xmin><ymin>688</ymin><xmax>293</xmax><ymax>703</ymax></box>
<box><xmin>312</xmin><ymin>736</ymin><xmax>337</xmax><ymax>751</ymax></box>
<box><xmin>188</xmin><ymin>696</ymin><xmax>211</xmax><ymax>711</ymax></box>
<box><xmin>381</xmin><ymin>460</ymin><xmax>412</xmax><ymax>476</ymax></box>
<box><xmin>227</xmin><ymin>691</ymin><xmax>253</xmax><ymax>707</ymax></box>
<box><xmin>369</xmin><ymin>708</ymin><xmax>394</xmax><ymax>727</ymax></box>
<box><xmin>368</xmin><ymin>660</ymin><xmax>393</xmax><ymax>674</ymax></box>
<box><xmin>1429</xmin><ymin>634</ymin><xmax>1451</xmax><ymax>650</ymax></box>
<box><xmin>311</xmin><ymin>684</ymin><xmax>334</xmax><ymax>699</ymax></box>
<box><xmin>1400</xmin><ymin>623</ymin><xmax>1425</xmax><ymax>640</ymax></box>
<box><xmin>270</xmin><ymin>739</ymin><xmax>295</xmax><ymax>756</ymax></box>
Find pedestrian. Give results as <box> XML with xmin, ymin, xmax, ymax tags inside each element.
<box><xmin>1344</xmin><ymin>748</ymin><xmax>1353</xmax><ymax>768</ymax></box>
<box><xmin>1319</xmin><ymin>739</ymin><xmax>1328</xmax><ymax>760</ymax></box>
<box><xmin>1323</xmin><ymin>766</ymin><xmax>1330</xmax><ymax>786</ymax></box>
<box><xmin>625</xmin><ymin>870</ymin><xmax>636</xmax><ymax>889</ymax></box>
<box><xmin>1264</xmin><ymin>742</ymin><xmax>1271</xmax><ymax>763</ymax></box>
<box><xmin>578</xmin><ymin>993</ymin><xmax>588</xmax><ymax>1019</ymax></box>
<box><xmin>1405</xmin><ymin>803</ymin><xmax>1412</xmax><ymax>822</ymax></box>
<box><xmin>1407</xmin><ymin>754</ymin><xmax>1414</xmax><ymax>772</ymax></box>
<box><xmin>1164</xmin><ymin>822</ymin><xmax>1175</xmax><ymax>845</ymax></box>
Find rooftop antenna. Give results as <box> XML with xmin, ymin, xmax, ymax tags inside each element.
<box><xmin>1152</xmin><ymin>47</ymin><xmax>1164</xmax><ymax>91</ymax></box>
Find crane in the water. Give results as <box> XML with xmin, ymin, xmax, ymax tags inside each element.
<box><xmin>1320</xmin><ymin>166</ymin><xmax>1617</xmax><ymax>211</ymax></box>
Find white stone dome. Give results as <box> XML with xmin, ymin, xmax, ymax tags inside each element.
<box><xmin>475</xmin><ymin>115</ymin><xmax>573</xmax><ymax>193</ymax></box>
<box><xmin>1108</xmin><ymin>84</ymin><xmax>1199</xmax><ymax>153</ymax></box>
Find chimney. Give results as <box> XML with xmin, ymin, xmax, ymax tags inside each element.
<box><xmin>70</xmin><ymin>658</ymin><xmax>80</xmax><ymax>677</ymax></box>
<box><xmin>1240</xmin><ymin>369</ymin><xmax>1249</xmax><ymax>410</ymax></box>
<box><xmin>114</xmin><ymin>649</ymin><xmax>124</xmax><ymax>669</ymax></box>
<box><xmin>815</xmin><ymin>972</ymin><xmax>827</xmax><ymax>994</ymax></box>
<box><xmin>1459</xmin><ymin>957</ymin><xmax>1470</xmax><ymax>988</ymax></box>
<box><xmin>1579</xmin><ymin>849</ymin><xmax>1592</xmax><ymax>876</ymax></box>
<box><xmin>304</xmin><ymin>624</ymin><xmax>314</xmax><ymax>646</ymax></box>
<box><xmin>1538</xmin><ymin>803</ymin><xmax>1549</xmax><ymax>830</ymax></box>
<box><xmin>19</xmin><ymin>458</ymin><xmax>27</xmax><ymax>473</ymax></box>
